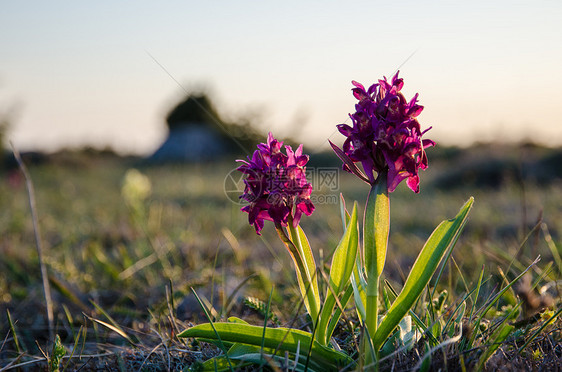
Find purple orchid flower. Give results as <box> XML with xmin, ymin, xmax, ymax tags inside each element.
<box><xmin>330</xmin><ymin>71</ymin><xmax>434</xmax><ymax>193</ymax></box>
<box><xmin>237</xmin><ymin>133</ymin><xmax>315</xmax><ymax>234</ymax></box>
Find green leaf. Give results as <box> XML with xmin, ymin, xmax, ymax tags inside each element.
<box><xmin>227</xmin><ymin>316</ymin><xmax>249</xmax><ymax>325</ymax></box>
<box><xmin>49</xmin><ymin>334</ymin><xmax>65</xmax><ymax>372</ymax></box>
<box><xmin>195</xmin><ymin>356</ymin><xmax>243</xmax><ymax>371</ymax></box>
<box><xmin>325</xmin><ymin>285</ymin><xmax>354</xmax><ymax>344</ymax></box>
<box><xmin>297</xmin><ymin>225</ymin><xmax>321</xmax><ymax>315</ymax></box>
<box><xmin>384</xmin><ymin>280</ymin><xmax>440</xmax><ymax>346</ymax></box>
<box><xmin>373</xmin><ymin>197</ymin><xmax>474</xmax><ymax>351</ymax></box>
<box><xmin>283</xmin><ymin>224</ymin><xmax>321</xmax><ymax>322</ymax></box>
<box><xmin>317</xmin><ymin>202</ymin><xmax>359</xmax><ymax>345</ymax></box>
<box><xmin>339</xmin><ymin>193</ymin><xmax>350</xmax><ymax>231</ymax></box>
<box><xmin>380</xmin><ymin>315</ymin><xmax>417</xmax><ymax>356</ymax></box>
<box><xmin>225</xmin><ymin>343</ymin><xmax>327</xmax><ymax>372</ymax></box>
<box><xmin>179</xmin><ymin>322</ymin><xmax>354</xmax><ymax>371</ymax></box>
<box><xmin>351</xmin><ymin>257</ymin><xmax>367</xmax><ymax>323</ymax></box>
<box><xmin>329</xmin><ymin>201</ymin><xmax>359</xmax><ymax>295</ymax></box>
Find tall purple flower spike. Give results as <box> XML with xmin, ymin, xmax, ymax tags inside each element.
<box><xmin>237</xmin><ymin>133</ymin><xmax>315</xmax><ymax>235</ymax></box>
<box><xmin>330</xmin><ymin>71</ymin><xmax>435</xmax><ymax>193</ymax></box>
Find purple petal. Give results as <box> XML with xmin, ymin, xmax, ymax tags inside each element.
<box><xmin>367</xmin><ymin>83</ymin><xmax>378</xmax><ymax>96</ymax></box>
<box><xmin>285</xmin><ymin>145</ymin><xmax>295</xmax><ymax>166</ymax></box>
<box><xmin>297</xmin><ymin>199</ymin><xmax>315</xmax><ymax>217</ymax></box>
<box><xmin>352</xmin><ymin>80</ymin><xmax>365</xmax><ymax>90</ymax></box>
<box><xmin>337</xmin><ymin>124</ymin><xmax>353</xmax><ymax>137</ymax></box>
<box><xmin>329</xmin><ymin>140</ymin><xmax>371</xmax><ymax>184</ymax></box>
<box><xmin>422</xmin><ymin>138</ymin><xmax>435</xmax><ymax>149</ymax></box>
<box><xmin>295</xmin><ymin>156</ymin><xmax>308</xmax><ymax>168</ymax></box>
<box><xmin>406</xmin><ymin>174</ymin><xmax>420</xmax><ymax>193</ymax></box>
<box><xmin>295</xmin><ymin>144</ymin><xmax>303</xmax><ymax>158</ymax></box>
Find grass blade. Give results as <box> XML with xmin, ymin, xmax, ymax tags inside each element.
<box><xmin>476</xmin><ymin>303</ymin><xmax>521</xmax><ymax>370</ymax></box>
<box><xmin>61</xmin><ymin>326</ymin><xmax>83</xmax><ymax>372</ymax></box>
<box><xmin>541</xmin><ymin>223</ymin><xmax>562</xmax><ymax>276</ymax></box>
<box><xmin>190</xmin><ymin>288</ymin><xmax>234</xmax><ymax>371</ymax></box>
<box><xmin>12</xmin><ymin>144</ymin><xmax>54</xmax><ymax>342</ymax></box>
<box><xmin>89</xmin><ymin>300</ymin><xmax>136</xmax><ymax>344</ymax></box>
<box><xmin>518</xmin><ymin>305</ymin><xmax>562</xmax><ymax>353</ymax></box>
<box><xmin>384</xmin><ymin>280</ymin><xmax>440</xmax><ymax>346</ymax></box>
<box><xmin>469</xmin><ymin>256</ymin><xmax>541</xmax><ymax>346</ymax></box>
<box><xmin>6</xmin><ymin>309</ymin><xmax>23</xmax><ymax>353</ymax></box>
<box><xmin>85</xmin><ymin>315</ymin><xmax>134</xmax><ymax>345</ymax></box>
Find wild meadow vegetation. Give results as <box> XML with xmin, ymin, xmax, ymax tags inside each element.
<box><xmin>0</xmin><ymin>142</ymin><xmax>560</xmax><ymax>371</ymax></box>
<box><xmin>0</xmin><ymin>71</ymin><xmax>560</xmax><ymax>372</ymax></box>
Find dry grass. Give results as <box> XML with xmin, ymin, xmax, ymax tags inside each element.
<box><xmin>1</xmin><ymin>144</ymin><xmax>561</xmax><ymax>370</ymax></box>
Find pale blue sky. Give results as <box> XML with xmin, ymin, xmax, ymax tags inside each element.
<box><xmin>2</xmin><ymin>1</ymin><xmax>561</xmax><ymax>154</ymax></box>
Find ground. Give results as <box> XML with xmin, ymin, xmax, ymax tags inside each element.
<box><xmin>0</xmin><ymin>144</ymin><xmax>560</xmax><ymax>370</ymax></box>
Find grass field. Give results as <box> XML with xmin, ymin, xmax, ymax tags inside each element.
<box><xmin>0</xmin><ymin>144</ymin><xmax>561</xmax><ymax>370</ymax></box>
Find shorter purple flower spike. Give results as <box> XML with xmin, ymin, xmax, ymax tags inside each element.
<box><xmin>237</xmin><ymin>133</ymin><xmax>315</xmax><ymax>234</ymax></box>
<box><xmin>332</xmin><ymin>71</ymin><xmax>434</xmax><ymax>193</ymax></box>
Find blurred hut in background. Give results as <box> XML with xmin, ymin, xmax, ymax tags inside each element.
<box><xmin>148</xmin><ymin>93</ymin><xmax>262</xmax><ymax>163</ymax></box>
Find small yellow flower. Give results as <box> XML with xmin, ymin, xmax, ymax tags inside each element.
<box><xmin>122</xmin><ymin>169</ymin><xmax>152</xmax><ymax>206</ymax></box>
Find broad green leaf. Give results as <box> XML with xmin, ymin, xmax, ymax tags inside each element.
<box><xmin>384</xmin><ymin>280</ymin><xmax>439</xmax><ymax>346</ymax></box>
<box><xmin>340</xmin><ymin>194</ymin><xmax>368</xmax><ymax>325</ymax></box>
<box><xmin>380</xmin><ymin>315</ymin><xmax>417</xmax><ymax>357</ymax></box>
<box><xmin>297</xmin><ymin>225</ymin><xmax>321</xmax><ymax>315</ymax></box>
<box><xmin>339</xmin><ymin>193</ymin><xmax>349</xmax><ymax>231</ymax></box>
<box><xmin>329</xmin><ymin>202</ymin><xmax>359</xmax><ymax>295</ymax></box>
<box><xmin>351</xmin><ymin>257</ymin><xmax>367</xmax><ymax>323</ymax></box>
<box><xmin>196</xmin><ymin>356</ymin><xmax>244</xmax><ymax>371</ymax></box>
<box><xmin>373</xmin><ymin>197</ymin><xmax>474</xmax><ymax>351</ymax></box>
<box><xmin>325</xmin><ymin>285</ymin><xmax>354</xmax><ymax>343</ymax></box>
<box><xmin>283</xmin><ymin>224</ymin><xmax>320</xmax><ymax>321</ymax></box>
<box><xmin>225</xmin><ymin>343</ymin><xmax>327</xmax><ymax>372</ymax></box>
<box><xmin>178</xmin><ymin>322</ymin><xmax>353</xmax><ymax>370</ymax></box>
<box><xmin>227</xmin><ymin>316</ymin><xmax>249</xmax><ymax>324</ymax></box>
<box><xmin>317</xmin><ymin>202</ymin><xmax>359</xmax><ymax>345</ymax></box>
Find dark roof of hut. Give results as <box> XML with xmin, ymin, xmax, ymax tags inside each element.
<box><xmin>166</xmin><ymin>94</ymin><xmax>221</xmax><ymax>129</ymax></box>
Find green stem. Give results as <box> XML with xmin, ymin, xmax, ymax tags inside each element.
<box><xmin>276</xmin><ymin>221</ymin><xmax>319</xmax><ymax>325</ymax></box>
<box><xmin>363</xmin><ymin>171</ymin><xmax>390</xmax><ymax>352</ymax></box>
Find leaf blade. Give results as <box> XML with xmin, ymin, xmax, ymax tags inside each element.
<box><xmin>373</xmin><ymin>197</ymin><xmax>474</xmax><ymax>350</ymax></box>
<box><xmin>179</xmin><ymin>322</ymin><xmax>354</xmax><ymax>370</ymax></box>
